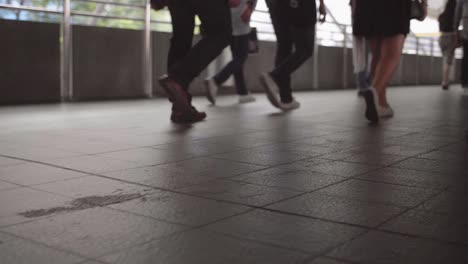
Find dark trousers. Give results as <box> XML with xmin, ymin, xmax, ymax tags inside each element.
<box><xmin>463</xmin><ymin>39</ymin><xmax>468</xmax><ymax>87</ymax></box>
<box><xmin>167</xmin><ymin>0</ymin><xmax>231</xmax><ymax>91</ymax></box>
<box><xmin>266</xmin><ymin>0</ymin><xmax>315</xmax><ymax>103</ymax></box>
<box><xmin>214</xmin><ymin>34</ymin><xmax>249</xmax><ymax>95</ymax></box>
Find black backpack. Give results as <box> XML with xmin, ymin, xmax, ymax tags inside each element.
<box><xmin>439</xmin><ymin>0</ymin><xmax>456</xmax><ymax>32</ymax></box>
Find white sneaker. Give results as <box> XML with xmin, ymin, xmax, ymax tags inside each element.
<box><xmin>279</xmin><ymin>99</ymin><xmax>300</xmax><ymax>111</ymax></box>
<box><xmin>238</xmin><ymin>94</ymin><xmax>256</xmax><ymax>104</ymax></box>
<box><xmin>378</xmin><ymin>105</ymin><xmax>394</xmax><ymax>118</ymax></box>
<box><xmin>260</xmin><ymin>73</ymin><xmax>281</xmax><ymax>108</ymax></box>
<box><xmin>204</xmin><ymin>79</ymin><xmax>219</xmax><ymax>105</ymax></box>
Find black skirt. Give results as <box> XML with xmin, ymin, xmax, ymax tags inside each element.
<box><xmin>353</xmin><ymin>0</ymin><xmax>411</xmax><ymax>37</ymax></box>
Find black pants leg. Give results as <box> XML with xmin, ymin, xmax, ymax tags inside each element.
<box><xmin>266</xmin><ymin>0</ymin><xmax>293</xmax><ymax>92</ymax></box>
<box><xmin>214</xmin><ymin>35</ymin><xmax>249</xmax><ymax>95</ymax></box>
<box><xmin>462</xmin><ymin>39</ymin><xmax>468</xmax><ymax>87</ymax></box>
<box><xmin>271</xmin><ymin>27</ymin><xmax>315</xmax><ymax>103</ymax></box>
<box><xmin>168</xmin><ymin>0</ymin><xmax>231</xmax><ymax>91</ymax></box>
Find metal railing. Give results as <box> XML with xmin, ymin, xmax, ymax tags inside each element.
<box><xmin>0</xmin><ymin>1</ymin><xmax>449</xmax><ymax>96</ymax></box>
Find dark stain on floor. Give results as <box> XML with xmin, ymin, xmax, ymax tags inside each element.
<box><xmin>18</xmin><ymin>193</ymin><xmax>144</xmax><ymax>218</ymax></box>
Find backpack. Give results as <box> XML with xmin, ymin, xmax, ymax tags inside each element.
<box><xmin>150</xmin><ymin>0</ymin><xmax>167</xmax><ymax>10</ymax></box>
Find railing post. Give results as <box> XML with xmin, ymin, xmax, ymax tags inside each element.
<box><xmin>342</xmin><ymin>25</ymin><xmax>348</xmax><ymax>89</ymax></box>
<box><xmin>313</xmin><ymin>25</ymin><xmax>319</xmax><ymax>90</ymax></box>
<box><xmin>416</xmin><ymin>37</ymin><xmax>420</xmax><ymax>85</ymax></box>
<box><xmin>61</xmin><ymin>0</ymin><xmax>73</xmax><ymax>101</ymax></box>
<box><xmin>143</xmin><ymin>0</ymin><xmax>152</xmax><ymax>97</ymax></box>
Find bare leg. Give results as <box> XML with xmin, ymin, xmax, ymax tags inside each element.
<box><xmin>371</xmin><ymin>34</ymin><xmax>405</xmax><ymax>107</ymax></box>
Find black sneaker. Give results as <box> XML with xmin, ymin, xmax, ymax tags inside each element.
<box><xmin>362</xmin><ymin>89</ymin><xmax>379</xmax><ymax>124</ymax></box>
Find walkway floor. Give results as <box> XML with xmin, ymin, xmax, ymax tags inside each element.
<box><xmin>0</xmin><ymin>86</ymin><xmax>467</xmax><ymax>264</ymax></box>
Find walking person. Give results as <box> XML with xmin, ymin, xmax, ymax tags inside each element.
<box><xmin>353</xmin><ymin>0</ymin><xmax>427</xmax><ymax>123</ymax></box>
<box><xmin>261</xmin><ymin>0</ymin><xmax>327</xmax><ymax>111</ymax></box>
<box><xmin>205</xmin><ymin>0</ymin><xmax>258</xmax><ymax>105</ymax></box>
<box><xmin>158</xmin><ymin>0</ymin><xmax>239</xmax><ymax>123</ymax></box>
<box><xmin>439</xmin><ymin>0</ymin><xmax>458</xmax><ymax>90</ymax></box>
<box><xmin>455</xmin><ymin>0</ymin><xmax>468</xmax><ymax>90</ymax></box>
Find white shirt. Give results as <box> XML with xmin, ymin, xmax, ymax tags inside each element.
<box><xmin>230</xmin><ymin>0</ymin><xmax>257</xmax><ymax>36</ymax></box>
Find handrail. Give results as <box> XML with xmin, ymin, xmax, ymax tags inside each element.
<box><xmin>73</xmin><ymin>0</ymin><xmax>145</xmax><ymax>8</ymax></box>
<box><xmin>0</xmin><ymin>4</ymin><xmax>61</xmax><ymax>14</ymax></box>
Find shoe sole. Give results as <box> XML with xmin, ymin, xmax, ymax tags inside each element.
<box><xmin>159</xmin><ymin>78</ymin><xmax>194</xmax><ymax>116</ymax></box>
<box><xmin>204</xmin><ymin>80</ymin><xmax>216</xmax><ymax>105</ymax></box>
<box><xmin>363</xmin><ymin>90</ymin><xmax>379</xmax><ymax>124</ymax></box>
<box><xmin>260</xmin><ymin>74</ymin><xmax>281</xmax><ymax>108</ymax></box>
<box><xmin>280</xmin><ymin>105</ymin><xmax>300</xmax><ymax>111</ymax></box>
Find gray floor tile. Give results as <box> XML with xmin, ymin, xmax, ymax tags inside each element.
<box><xmin>381</xmin><ymin>209</ymin><xmax>468</xmax><ymax>245</ymax></box>
<box><xmin>0</xmin><ymin>187</ymin><xmax>72</xmax><ymax>227</ymax></box>
<box><xmin>342</xmin><ymin>152</ymin><xmax>407</xmax><ymax>166</ymax></box>
<box><xmin>3</xmin><ymin>207</ymin><xmax>186</xmax><ymax>258</ymax></box>
<box><xmin>152</xmin><ymin>141</ymin><xmax>244</xmax><ymax>156</ymax></box>
<box><xmin>96</xmin><ymin>147</ymin><xmax>193</xmax><ymax>166</ymax></box>
<box><xmin>0</xmin><ymin>163</ymin><xmax>87</xmax><ymax>186</ymax></box>
<box><xmin>250</xmin><ymin>143</ymin><xmax>336</xmax><ymax>157</ymax></box>
<box><xmin>230</xmin><ymin>167</ymin><xmax>347</xmax><ymax>192</ymax></box>
<box><xmin>32</xmin><ymin>175</ymin><xmax>154</xmax><ymax>199</ymax></box>
<box><xmin>306</xmin><ymin>257</ymin><xmax>351</xmax><ymax>264</ymax></box>
<box><xmin>1</xmin><ymin>88</ymin><xmax>467</xmax><ymax>263</ymax></box>
<box><xmin>100</xmin><ymin>229</ymin><xmax>309</xmax><ymax>264</ymax></box>
<box><xmin>0</xmin><ymin>180</ymin><xmax>21</xmax><ymax>191</ymax></box>
<box><xmin>46</xmin><ymin>155</ymin><xmax>144</xmax><ymax>174</ymax></box>
<box><xmin>356</xmin><ymin>167</ymin><xmax>460</xmax><ymax>190</ymax></box>
<box><xmin>418</xmin><ymin>150</ymin><xmax>468</xmax><ymax>163</ymax></box>
<box><xmin>103</xmin><ymin>165</ymin><xmax>216</xmax><ymax>190</ymax></box>
<box><xmin>417</xmin><ymin>190</ymin><xmax>468</xmax><ymax>215</ymax></box>
<box><xmin>377</xmin><ymin>144</ymin><xmax>433</xmax><ymax>157</ymax></box>
<box><xmin>178</xmin><ymin>179</ymin><xmax>300</xmax><ymax>207</ymax></box>
<box><xmin>328</xmin><ymin>231</ymin><xmax>468</xmax><ymax>264</ymax></box>
<box><xmin>212</xmin><ymin>149</ymin><xmax>311</xmax><ymax>166</ymax></box>
<box><xmin>0</xmin><ymin>144</ymin><xmax>83</xmax><ymax>162</ymax></box>
<box><xmin>0</xmin><ymin>232</ymin><xmax>85</xmax><ymax>264</ymax></box>
<box><xmin>205</xmin><ymin>210</ymin><xmax>364</xmax><ymax>255</ymax></box>
<box><xmin>52</xmin><ymin>140</ymin><xmax>138</xmax><ymax>155</ymax></box>
<box><xmin>392</xmin><ymin>157</ymin><xmax>468</xmax><ymax>174</ymax></box>
<box><xmin>109</xmin><ymin>191</ymin><xmax>250</xmax><ymax>226</ymax></box>
<box><xmin>156</xmin><ymin>157</ymin><xmax>266</xmax><ymax>178</ymax></box>
<box><xmin>0</xmin><ymin>156</ymin><xmax>23</xmax><ymax>167</ymax></box>
<box><xmin>269</xmin><ymin>192</ymin><xmax>405</xmax><ymax>227</ymax></box>
<box><xmin>316</xmin><ymin>179</ymin><xmax>438</xmax><ymax>208</ymax></box>
<box><xmin>193</xmin><ymin>134</ymin><xmax>277</xmax><ymax>148</ymax></box>
<box><xmin>297</xmin><ymin>160</ymin><xmax>380</xmax><ymax>177</ymax></box>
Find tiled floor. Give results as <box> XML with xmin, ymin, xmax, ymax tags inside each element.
<box><xmin>0</xmin><ymin>86</ymin><xmax>467</xmax><ymax>263</ymax></box>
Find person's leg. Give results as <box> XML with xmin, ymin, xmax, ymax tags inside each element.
<box><xmin>213</xmin><ymin>37</ymin><xmax>236</xmax><ymax>85</ymax></box>
<box><xmin>231</xmin><ymin>34</ymin><xmax>249</xmax><ymax>95</ymax></box>
<box><xmin>266</xmin><ymin>0</ymin><xmax>293</xmax><ymax>91</ymax></box>
<box><xmin>170</xmin><ymin>0</ymin><xmax>231</xmax><ymax>89</ymax></box>
<box><xmin>462</xmin><ymin>39</ymin><xmax>468</xmax><ymax>87</ymax></box>
<box><xmin>353</xmin><ymin>36</ymin><xmax>370</xmax><ymax>92</ymax></box>
<box><xmin>371</xmin><ymin>34</ymin><xmax>405</xmax><ymax>107</ymax></box>
<box><xmin>167</xmin><ymin>0</ymin><xmax>195</xmax><ymax>84</ymax></box>
<box><xmin>368</xmin><ymin>37</ymin><xmax>381</xmax><ymax>81</ymax></box>
<box><xmin>165</xmin><ymin>0</ymin><xmax>200</xmax><ymax>120</ymax></box>
<box><xmin>271</xmin><ymin>26</ymin><xmax>315</xmax><ymax>103</ymax></box>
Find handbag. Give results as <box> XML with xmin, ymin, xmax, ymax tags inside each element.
<box><xmin>410</xmin><ymin>0</ymin><xmax>425</xmax><ymax>21</ymax></box>
<box><xmin>248</xmin><ymin>27</ymin><xmax>259</xmax><ymax>55</ymax></box>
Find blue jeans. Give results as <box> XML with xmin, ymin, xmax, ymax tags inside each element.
<box><xmin>214</xmin><ymin>34</ymin><xmax>249</xmax><ymax>95</ymax></box>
